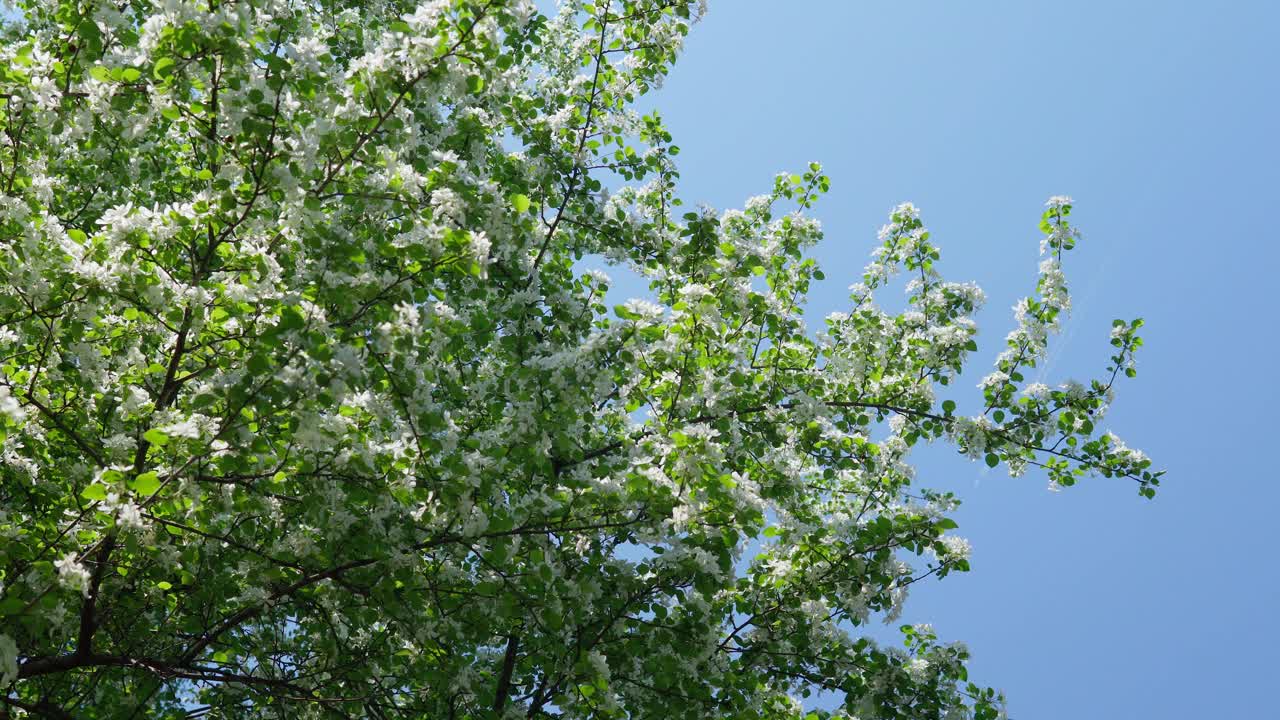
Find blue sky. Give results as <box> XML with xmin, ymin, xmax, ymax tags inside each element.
<box><xmin>618</xmin><ymin>1</ymin><xmax>1278</xmax><ymax>717</ymax></box>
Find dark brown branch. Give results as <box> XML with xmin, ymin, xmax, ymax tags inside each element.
<box><xmin>492</xmin><ymin>635</ymin><xmax>520</xmax><ymax>714</ymax></box>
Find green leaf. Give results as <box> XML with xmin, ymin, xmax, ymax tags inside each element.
<box><xmin>510</xmin><ymin>193</ymin><xmax>531</xmax><ymax>213</ymax></box>
<box><xmin>466</xmin><ymin>75</ymin><xmax>485</xmax><ymax>94</ymax></box>
<box><xmin>0</xmin><ymin>596</ymin><xmax>24</xmax><ymax>616</ymax></box>
<box><xmin>984</xmin><ymin>453</ymin><xmax>999</xmax><ymax>468</ymax></box>
<box><xmin>81</xmin><ymin>484</ymin><xmax>108</xmax><ymax>501</ymax></box>
<box><xmin>153</xmin><ymin>57</ymin><xmax>175</xmax><ymax>80</ymax></box>
<box><xmin>131</xmin><ymin>471</ymin><xmax>162</xmax><ymax>496</ymax></box>
<box><xmin>278</xmin><ymin>305</ymin><xmax>306</xmax><ymax>331</ymax></box>
<box><xmin>264</xmin><ymin>55</ymin><xmax>291</xmax><ymax>74</ymax></box>
<box><xmin>143</xmin><ymin>429</ymin><xmax>169</xmax><ymax>446</ymax></box>
<box><xmin>120</xmin><ymin>67</ymin><xmax>142</xmax><ymax>82</ymax></box>
<box><xmin>156</xmin><ymin>580</ymin><xmax>172</xmax><ymax>590</ymax></box>
<box><xmin>89</xmin><ymin>65</ymin><xmax>110</xmax><ymax>82</ymax></box>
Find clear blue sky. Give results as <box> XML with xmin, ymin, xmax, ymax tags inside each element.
<box><xmin>624</xmin><ymin>1</ymin><xmax>1277</xmax><ymax>717</ymax></box>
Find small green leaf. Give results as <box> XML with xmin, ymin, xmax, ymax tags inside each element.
<box><xmin>89</xmin><ymin>66</ymin><xmax>110</xmax><ymax>82</ymax></box>
<box><xmin>278</xmin><ymin>305</ymin><xmax>306</xmax><ymax>331</ymax></box>
<box><xmin>143</xmin><ymin>429</ymin><xmax>169</xmax><ymax>446</ymax></box>
<box><xmin>156</xmin><ymin>580</ymin><xmax>172</xmax><ymax>590</ymax></box>
<box><xmin>153</xmin><ymin>57</ymin><xmax>175</xmax><ymax>80</ymax></box>
<box><xmin>510</xmin><ymin>193</ymin><xmax>531</xmax><ymax>213</ymax></box>
<box><xmin>131</xmin><ymin>471</ymin><xmax>162</xmax><ymax>496</ymax></box>
<box><xmin>81</xmin><ymin>484</ymin><xmax>108</xmax><ymax>501</ymax></box>
<box><xmin>120</xmin><ymin>67</ymin><xmax>142</xmax><ymax>82</ymax></box>
<box><xmin>984</xmin><ymin>453</ymin><xmax>999</xmax><ymax>468</ymax></box>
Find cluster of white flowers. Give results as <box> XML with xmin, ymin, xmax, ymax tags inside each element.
<box><xmin>54</xmin><ymin>554</ymin><xmax>91</xmax><ymax>597</ymax></box>
<box><xmin>949</xmin><ymin>416</ymin><xmax>994</xmax><ymax>460</ymax></box>
<box><xmin>1022</xmin><ymin>383</ymin><xmax>1051</xmax><ymax>399</ymax></box>
<box><xmin>940</xmin><ymin>535</ymin><xmax>972</xmax><ymax>561</ymax></box>
<box><xmin>620</xmin><ymin>297</ymin><xmax>665</xmax><ymax>321</ymax></box>
<box><xmin>0</xmin><ymin>386</ymin><xmax>24</xmax><ymax>423</ymax></box>
<box><xmin>1103</xmin><ymin>432</ymin><xmax>1151</xmax><ymax>467</ymax></box>
<box><xmin>906</xmin><ymin>657</ymin><xmax>932</xmax><ymax>682</ymax></box>
<box><xmin>979</xmin><ymin>371</ymin><xmax>1010</xmax><ymax>391</ymax></box>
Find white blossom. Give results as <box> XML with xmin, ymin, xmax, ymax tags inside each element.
<box><xmin>55</xmin><ymin>554</ymin><xmax>91</xmax><ymax>597</ymax></box>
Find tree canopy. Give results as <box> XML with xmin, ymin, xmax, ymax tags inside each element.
<box><xmin>0</xmin><ymin>0</ymin><xmax>1160</xmax><ymax>718</ymax></box>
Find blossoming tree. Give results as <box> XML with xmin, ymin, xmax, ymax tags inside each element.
<box><xmin>0</xmin><ymin>0</ymin><xmax>1160</xmax><ymax>717</ymax></box>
